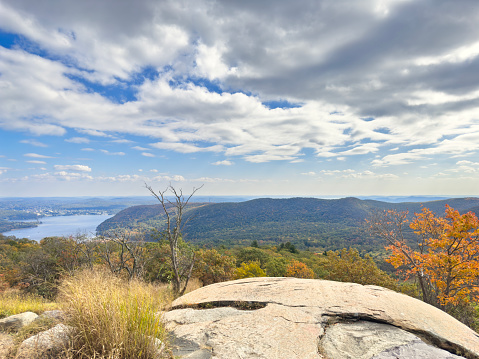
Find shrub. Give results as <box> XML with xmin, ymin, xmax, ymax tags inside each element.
<box><xmin>58</xmin><ymin>269</ymin><xmax>170</xmax><ymax>359</ymax></box>
<box><xmin>233</xmin><ymin>261</ymin><xmax>266</xmax><ymax>279</ymax></box>
<box><xmin>285</xmin><ymin>260</ymin><xmax>314</xmax><ymax>279</ymax></box>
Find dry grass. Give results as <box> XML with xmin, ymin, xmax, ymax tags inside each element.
<box><xmin>0</xmin><ymin>289</ymin><xmax>58</xmax><ymax>319</ymax></box>
<box><xmin>58</xmin><ymin>269</ymin><xmax>171</xmax><ymax>359</ymax></box>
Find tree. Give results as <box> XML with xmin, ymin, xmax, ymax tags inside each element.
<box><xmin>323</xmin><ymin>248</ymin><xmax>401</xmax><ymax>291</ymax></box>
<box><xmin>233</xmin><ymin>261</ymin><xmax>266</xmax><ymax>279</ymax></box>
<box><xmin>194</xmin><ymin>249</ymin><xmax>236</xmax><ymax>285</ymax></box>
<box><xmin>368</xmin><ymin>205</ymin><xmax>479</xmax><ymax>308</ymax></box>
<box><xmin>145</xmin><ymin>184</ymin><xmax>202</xmax><ymax>296</ymax></box>
<box><xmin>95</xmin><ymin>229</ymin><xmax>147</xmax><ymax>280</ymax></box>
<box><xmin>285</xmin><ymin>260</ymin><xmax>314</xmax><ymax>279</ymax></box>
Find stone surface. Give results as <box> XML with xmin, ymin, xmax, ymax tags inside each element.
<box><xmin>15</xmin><ymin>323</ymin><xmax>71</xmax><ymax>359</ymax></box>
<box><xmin>320</xmin><ymin>322</ymin><xmax>463</xmax><ymax>359</ymax></box>
<box><xmin>0</xmin><ymin>312</ymin><xmax>38</xmax><ymax>332</ymax></box>
<box><xmin>371</xmin><ymin>338</ymin><xmax>465</xmax><ymax>359</ymax></box>
<box><xmin>36</xmin><ymin>310</ymin><xmax>64</xmax><ymax>322</ymax></box>
<box><xmin>167</xmin><ymin>277</ymin><xmax>479</xmax><ymax>359</ymax></box>
<box><xmin>0</xmin><ymin>333</ymin><xmax>15</xmax><ymax>358</ymax></box>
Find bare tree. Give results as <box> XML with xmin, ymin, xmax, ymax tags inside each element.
<box><xmin>145</xmin><ymin>183</ymin><xmax>202</xmax><ymax>296</ymax></box>
<box><xmin>95</xmin><ymin>229</ymin><xmax>147</xmax><ymax>280</ymax></box>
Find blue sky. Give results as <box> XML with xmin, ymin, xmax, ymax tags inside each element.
<box><xmin>1</xmin><ymin>0</ymin><xmax>479</xmax><ymax>197</ymax></box>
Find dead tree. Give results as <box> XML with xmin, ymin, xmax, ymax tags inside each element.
<box><xmin>145</xmin><ymin>183</ymin><xmax>202</xmax><ymax>296</ymax></box>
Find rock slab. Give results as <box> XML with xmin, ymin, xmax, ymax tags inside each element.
<box><xmin>166</xmin><ymin>277</ymin><xmax>479</xmax><ymax>359</ymax></box>
<box><xmin>0</xmin><ymin>312</ymin><xmax>38</xmax><ymax>332</ymax></box>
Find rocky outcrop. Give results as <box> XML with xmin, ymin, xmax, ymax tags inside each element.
<box><xmin>165</xmin><ymin>277</ymin><xmax>479</xmax><ymax>359</ymax></box>
<box><xmin>0</xmin><ymin>312</ymin><xmax>38</xmax><ymax>332</ymax></box>
<box><xmin>15</xmin><ymin>324</ymin><xmax>71</xmax><ymax>359</ymax></box>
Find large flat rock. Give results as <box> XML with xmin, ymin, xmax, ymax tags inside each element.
<box><xmin>168</xmin><ymin>277</ymin><xmax>479</xmax><ymax>358</ymax></box>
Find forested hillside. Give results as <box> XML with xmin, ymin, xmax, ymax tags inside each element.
<box><xmin>97</xmin><ymin>197</ymin><xmax>479</xmax><ymax>251</ymax></box>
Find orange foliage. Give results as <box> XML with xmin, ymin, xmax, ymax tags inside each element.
<box><xmin>285</xmin><ymin>260</ymin><xmax>314</xmax><ymax>279</ymax></box>
<box><xmin>371</xmin><ymin>206</ymin><xmax>479</xmax><ymax>306</ymax></box>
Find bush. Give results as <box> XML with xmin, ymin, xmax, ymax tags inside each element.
<box><xmin>285</xmin><ymin>260</ymin><xmax>314</xmax><ymax>279</ymax></box>
<box><xmin>58</xmin><ymin>269</ymin><xmax>171</xmax><ymax>359</ymax></box>
<box><xmin>233</xmin><ymin>261</ymin><xmax>266</xmax><ymax>279</ymax></box>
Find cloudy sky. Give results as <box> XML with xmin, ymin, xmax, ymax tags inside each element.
<box><xmin>1</xmin><ymin>0</ymin><xmax>479</xmax><ymax>197</ymax></box>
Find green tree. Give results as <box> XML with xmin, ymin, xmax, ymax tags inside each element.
<box><xmin>194</xmin><ymin>249</ymin><xmax>236</xmax><ymax>285</ymax></box>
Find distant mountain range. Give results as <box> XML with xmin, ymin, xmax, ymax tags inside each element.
<box><xmin>97</xmin><ymin>197</ymin><xmax>479</xmax><ymax>251</ymax></box>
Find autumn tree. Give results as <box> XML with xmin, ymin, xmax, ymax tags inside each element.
<box><xmin>194</xmin><ymin>249</ymin><xmax>236</xmax><ymax>285</ymax></box>
<box><xmin>233</xmin><ymin>261</ymin><xmax>266</xmax><ymax>279</ymax></box>
<box><xmin>146</xmin><ymin>184</ymin><xmax>202</xmax><ymax>296</ymax></box>
<box><xmin>285</xmin><ymin>260</ymin><xmax>314</xmax><ymax>279</ymax></box>
<box><xmin>323</xmin><ymin>248</ymin><xmax>401</xmax><ymax>292</ymax></box>
<box><xmin>368</xmin><ymin>205</ymin><xmax>479</xmax><ymax>308</ymax></box>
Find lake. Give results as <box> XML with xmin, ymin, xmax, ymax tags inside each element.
<box><xmin>2</xmin><ymin>214</ymin><xmax>112</xmax><ymax>241</ymax></box>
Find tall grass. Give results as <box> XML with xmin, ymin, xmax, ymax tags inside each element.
<box><xmin>0</xmin><ymin>289</ymin><xmax>58</xmax><ymax>318</ymax></box>
<box><xmin>58</xmin><ymin>269</ymin><xmax>171</xmax><ymax>359</ymax></box>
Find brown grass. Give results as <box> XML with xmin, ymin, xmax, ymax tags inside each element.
<box><xmin>58</xmin><ymin>269</ymin><xmax>171</xmax><ymax>359</ymax></box>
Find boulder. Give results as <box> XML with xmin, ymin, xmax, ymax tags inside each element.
<box><xmin>165</xmin><ymin>277</ymin><xmax>479</xmax><ymax>359</ymax></box>
<box><xmin>15</xmin><ymin>323</ymin><xmax>71</xmax><ymax>359</ymax></box>
<box><xmin>0</xmin><ymin>333</ymin><xmax>15</xmax><ymax>358</ymax></box>
<box><xmin>0</xmin><ymin>312</ymin><xmax>38</xmax><ymax>332</ymax></box>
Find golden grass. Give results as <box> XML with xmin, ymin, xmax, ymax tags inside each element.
<box><xmin>0</xmin><ymin>290</ymin><xmax>58</xmax><ymax>319</ymax></box>
<box><xmin>58</xmin><ymin>269</ymin><xmax>171</xmax><ymax>359</ymax></box>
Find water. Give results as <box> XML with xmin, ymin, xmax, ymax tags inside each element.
<box><xmin>2</xmin><ymin>214</ymin><xmax>112</xmax><ymax>241</ymax></box>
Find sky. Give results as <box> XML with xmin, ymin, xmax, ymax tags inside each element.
<box><xmin>1</xmin><ymin>0</ymin><xmax>479</xmax><ymax>197</ymax></box>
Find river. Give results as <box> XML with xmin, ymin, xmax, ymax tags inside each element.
<box><xmin>2</xmin><ymin>214</ymin><xmax>112</xmax><ymax>241</ymax></box>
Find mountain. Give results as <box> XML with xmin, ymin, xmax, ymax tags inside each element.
<box><xmin>96</xmin><ymin>197</ymin><xmax>479</xmax><ymax>251</ymax></box>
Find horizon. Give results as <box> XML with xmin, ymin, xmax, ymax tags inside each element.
<box><xmin>1</xmin><ymin>1</ymin><xmax>479</xmax><ymax>197</ymax></box>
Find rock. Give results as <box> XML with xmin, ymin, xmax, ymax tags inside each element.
<box><xmin>0</xmin><ymin>312</ymin><xmax>38</xmax><ymax>332</ymax></box>
<box><xmin>36</xmin><ymin>310</ymin><xmax>64</xmax><ymax>322</ymax></box>
<box><xmin>15</xmin><ymin>323</ymin><xmax>71</xmax><ymax>359</ymax></box>
<box><xmin>320</xmin><ymin>321</ymin><xmax>463</xmax><ymax>359</ymax></box>
<box><xmin>167</xmin><ymin>277</ymin><xmax>479</xmax><ymax>359</ymax></box>
<box><xmin>0</xmin><ymin>333</ymin><xmax>15</xmax><ymax>358</ymax></box>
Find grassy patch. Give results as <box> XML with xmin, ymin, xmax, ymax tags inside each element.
<box><xmin>59</xmin><ymin>269</ymin><xmax>172</xmax><ymax>359</ymax></box>
<box><xmin>0</xmin><ymin>290</ymin><xmax>58</xmax><ymax>319</ymax></box>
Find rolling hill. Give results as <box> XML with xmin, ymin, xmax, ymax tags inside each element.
<box><xmin>96</xmin><ymin>197</ymin><xmax>479</xmax><ymax>251</ymax></box>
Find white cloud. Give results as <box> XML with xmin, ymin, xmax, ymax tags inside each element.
<box><xmin>212</xmin><ymin>160</ymin><xmax>233</xmax><ymax>166</ymax></box>
<box><xmin>26</xmin><ymin>160</ymin><xmax>46</xmax><ymax>164</ymax></box>
<box><xmin>132</xmin><ymin>146</ymin><xmax>149</xmax><ymax>151</ymax></box>
<box><xmin>23</xmin><ymin>153</ymin><xmax>53</xmax><ymax>159</ymax></box>
<box><xmin>54</xmin><ymin>165</ymin><xmax>92</xmax><ymax>172</ymax></box>
<box><xmin>151</xmin><ymin>142</ymin><xmax>223</xmax><ymax>154</ymax></box>
<box><xmin>100</xmin><ymin>150</ymin><xmax>125</xmax><ymax>156</ymax></box>
<box><xmin>141</xmin><ymin>152</ymin><xmax>155</xmax><ymax>157</ymax></box>
<box><xmin>65</xmin><ymin>137</ymin><xmax>90</xmax><ymax>144</ymax></box>
<box><xmin>20</xmin><ymin>139</ymin><xmax>48</xmax><ymax>147</ymax></box>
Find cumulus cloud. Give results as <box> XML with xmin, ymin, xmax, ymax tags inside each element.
<box><xmin>2</xmin><ymin>0</ymin><xmax>479</xmax><ymax>196</ymax></box>
<box><xmin>141</xmin><ymin>152</ymin><xmax>155</xmax><ymax>157</ymax></box>
<box><xmin>54</xmin><ymin>165</ymin><xmax>92</xmax><ymax>172</ymax></box>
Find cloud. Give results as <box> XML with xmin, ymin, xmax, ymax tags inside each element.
<box><xmin>65</xmin><ymin>137</ymin><xmax>90</xmax><ymax>144</ymax></box>
<box><xmin>20</xmin><ymin>139</ymin><xmax>48</xmax><ymax>147</ymax></box>
<box><xmin>212</xmin><ymin>160</ymin><xmax>233</xmax><ymax>166</ymax></box>
<box><xmin>23</xmin><ymin>153</ymin><xmax>53</xmax><ymax>159</ymax></box>
<box><xmin>26</xmin><ymin>160</ymin><xmax>46</xmax><ymax>164</ymax></box>
<box><xmin>141</xmin><ymin>152</ymin><xmax>155</xmax><ymax>157</ymax></box>
<box><xmin>54</xmin><ymin>165</ymin><xmax>92</xmax><ymax>172</ymax></box>
<box><xmin>100</xmin><ymin>150</ymin><xmax>125</xmax><ymax>156</ymax></box>
<box><xmin>151</xmin><ymin>142</ymin><xmax>223</xmax><ymax>154</ymax></box>
<box><xmin>132</xmin><ymin>146</ymin><xmax>149</xmax><ymax>151</ymax></box>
